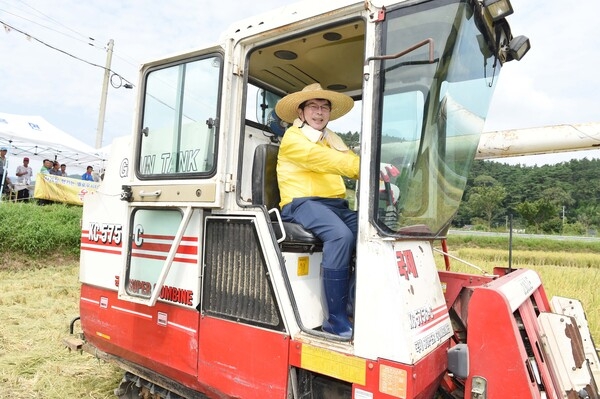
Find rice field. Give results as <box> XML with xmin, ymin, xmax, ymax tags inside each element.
<box><xmin>434</xmin><ymin>247</ymin><xmax>600</xmax><ymax>345</ymax></box>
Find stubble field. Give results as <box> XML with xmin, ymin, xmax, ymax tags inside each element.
<box><xmin>0</xmin><ymin>256</ymin><xmax>121</xmax><ymax>399</ymax></box>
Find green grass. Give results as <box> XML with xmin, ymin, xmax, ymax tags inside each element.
<box><xmin>446</xmin><ymin>234</ymin><xmax>600</xmax><ymax>254</ymax></box>
<box><xmin>0</xmin><ymin>202</ymin><xmax>82</xmax><ymax>258</ymax></box>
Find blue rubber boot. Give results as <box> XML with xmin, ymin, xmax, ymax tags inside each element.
<box><xmin>321</xmin><ymin>268</ymin><xmax>353</xmax><ymax>338</ymax></box>
<box><xmin>346</xmin><ymin>269</ymin><xmax>355</xmax><ymax>318</ymax></box>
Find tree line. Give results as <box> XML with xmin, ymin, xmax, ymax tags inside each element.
<box><xmin>455</xmin><ymin>158</ymin><xmax>600</xmax><ymax>234</ymax></box>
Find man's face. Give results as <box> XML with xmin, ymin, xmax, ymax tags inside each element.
<box><xmin>0</xmin><ymin>150</ymin><xmax>6</xmax><ymax>157</ymax></box>
<box><xmin>298</xmin><ymin>98</ymin><xmax>331</xmax><ymax>131</ymax></box>
<box><xmin>60</xmin><ymin>165</ymin><xmax>66</xmax><ymax>172</ymax></box>
<box><xmin>44</xmin><ymin>160</ymin><xmax>52</xmax><ymax>168</ymax></box>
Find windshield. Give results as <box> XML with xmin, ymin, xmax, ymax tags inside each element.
<box><xmin>374</xmin><ymin>0</ymin><xmax>498</xmax><ymax>237</ymax></box>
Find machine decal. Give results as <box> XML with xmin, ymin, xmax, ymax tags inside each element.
<box><xmin>81</xmin><ymin>296</ymin><xmax>99</xmax><ymax>306</ymax></box>
<box><xmin>411</xmin><ymin>304</ymin><xmax>449</xmax><ymax>332</ymax></box>
<box><xmin>353</xmin><ymin>388</ymin><xmax>374</xmax><ymax>399</ymax></box>
<box><xmin>157</xmin><ymin>311</ymin><xmax>167</xmax><ymax>326</ymax></box>
<box><xmin>119</xmin><ymin>157</ymin><xmax>129</xmax><ymax>178</ymax></box>
<box><xmin>496</xmin><ymin>269</ymin><xmax>542</xmax><ymax>312</ymax></box>
<box><xmin>88</xmin><ymin>222</ymin><xmax>123</xmax><ymax>244</ymax></box>
<box><xmin>518</xmin><ymin>275</ymin><xmax>534</xmax><ymax>296</ymax></box>
<box><xmin>114</xmin><ymin>275</ymin><xmax>194</xmax><ymax>306</ymax></box>
<box><xmin>414</xmin><ymin>321</ymin><xmax>452</xmax><ymax>354</ymax></box>
<box><xmin>408</xmin><ymin>305</ymin><xmax>434</xmax><ymax>329</ymax></box>
<box><xmin>163</xmin><ymin>320</ymin><xmax>197</xmax><ymax>334</ymax></box>
<box><xmin>131</xmin><ymin>230</ymin><xmax>198</xmax><ymax>265</ymax></box>
<box><xmin>156</xmin><ymin>311</ymin><xmax>195</xmax><ymax>333</ymax></box>
<box><xmin>395</xmin><ymin>249</ymin><xmax>419</xmax><ymax>280</ymax></box>
<box><xmin>112</xmin><ymin>305</ymin><xmax>153</xmax><ymax>320</ymax></box>
<box><xmin>301</xmin><ymin>344</ymin><xmax>366</xmax><ymax>385</ymax></box>
<box><xmin>379</xmin><ymin>364</ymin><xmax>408</xmax><ymax>398</ymax></box>
<box><xmin>80</xmin><ymin>225</ymin><xmax>123</xmax><ymax>255</ymax></box>
<box><xmin>141</xmin><ymin>149</ymin><xmax>201</xmax><ymax>174</ymax></box>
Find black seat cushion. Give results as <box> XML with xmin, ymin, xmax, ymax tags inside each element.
<box><xmin>251</xmin><ymin>144</ymin><xmax>322</xmax><ymax>250</ymax></box>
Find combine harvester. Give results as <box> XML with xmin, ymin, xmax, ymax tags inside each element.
<box><xmin>65</xmin><ymin>0</ymin><xmax>599</xmax><ymax>397</ymax></box>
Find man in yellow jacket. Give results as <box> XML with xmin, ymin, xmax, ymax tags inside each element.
<box><xmin>275</xmin><ymin>83</ymin><xmax>359</xmax><ymax>338</ymax></box>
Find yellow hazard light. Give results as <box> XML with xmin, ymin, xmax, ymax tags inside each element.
<box><xmin>297</xmin><ymin>256</ymin><xmax>309</xmax><ymax>276</ymax></box>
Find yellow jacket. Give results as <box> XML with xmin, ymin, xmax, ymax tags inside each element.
<box><xmin>277</xmin><ymin>120</ymin><xmax>359</xmax><ymax>208</ymax></box>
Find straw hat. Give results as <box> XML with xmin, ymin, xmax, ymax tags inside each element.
<box><xmin>275</xmin><ymin>83</ymin><xmax>354</xmax><ymax>123</ymax></box>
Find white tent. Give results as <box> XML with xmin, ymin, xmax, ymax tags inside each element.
<box><xmin>0</xmin><ymin>113</ymin><xmax>106</xmax><ymax>168</ymax></box>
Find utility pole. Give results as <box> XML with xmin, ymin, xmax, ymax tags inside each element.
<box><xmin>96</xmin><ymin>39</ymin><xmax>114</xmax><ymax>149</ymax></box>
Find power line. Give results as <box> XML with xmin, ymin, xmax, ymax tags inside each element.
<box><xmin>13</xmin><ymin>0</ymin><xmax>93</xmax><ymax>42</ymax></box>
<box><xmin>0</xmin><ymin>0</ymin><xmax>137</xmax><ymax>83</ymax></box>
<box><xmin>1</xmin><ymin>0</ymin><xmax>140</xmax><ymax>69</ymax></box>
<box><xmin>0</xmin><ymin>6</ymin><xmax>101</xmax><ymax>49</ymax></box>
<box><xmin>0</xmin><ymin>18</ymin><xmax>134</xmax><ymax>89</ymax></box>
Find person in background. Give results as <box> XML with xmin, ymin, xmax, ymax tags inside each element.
<box><xmin>275</xmin><ymin>83</ymin><xmax>359</xmax><ymax>338</ymax></box>
<box><xmin>0</xmin><ymin>147</ymin><xmax>12</xmax><ymax>195</ymax></box>
<box><xmin>40</xmin><ymin>159</ymin><xmax>52</xmax><ymax>174</ymax></box>
<box><xmin>15</xmin><ymin>157</ymin><xmax>33</xmax><ymax>201</ymax></box>
<box><xmin>37</xmin><ymin>159</ymin><xmax>53</xmax><ymax>205</ymax></box>
<box><xmin>49</xmin><ymin>161</ymin><xmax>61</xmax><ymax>176</ymax></box>
<box><xmin>0</xmin><ymin>147</ymin><xmax>7</xmax><ymax>174</ymax></box>
<box><xmin>82</xmin><ymin>165</ymin><xmax>94</xmax><ymax>181</ymax></box>
<box><xmin>60</xmin><ymin>164</ymin><xmax>68</xmax><ymax>177</ymax></box>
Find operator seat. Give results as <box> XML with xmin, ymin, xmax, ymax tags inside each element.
<box><xmin>251</xmin><ymin>143</ymin><xmax>323</xmax><ymax>252</ymax></box>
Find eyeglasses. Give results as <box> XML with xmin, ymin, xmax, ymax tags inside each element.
<box><xmin>304</xmin><ymin>103</ymin><xmax>331</xmax><ymax>113</ymax></box>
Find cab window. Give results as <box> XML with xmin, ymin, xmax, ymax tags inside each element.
<box><xmin>138</xmin><ymin>55</ymin><xmax>222</xmax><ymax>178</ymax></box>
<box><xmin>126</xmin><ymin>208</ymin><xmax>185</xmax><ymax>300</ymax></box>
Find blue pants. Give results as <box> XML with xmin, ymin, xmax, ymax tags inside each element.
<box><xmin>281</xmin><ymin>197</ymin><xmax>357</xmax><ymax>271</ymax></box>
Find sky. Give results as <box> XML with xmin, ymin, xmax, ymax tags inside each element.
<box><xmin>1</xmin><ymin>0</ymin><xmax>599</xmax><ymax>168</ymax></box>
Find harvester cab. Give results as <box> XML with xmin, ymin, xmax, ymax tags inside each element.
<box><xmin>71</xmin><ymin>0</ymin><xmax>599</xmax><ymax>398</ymax></box>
